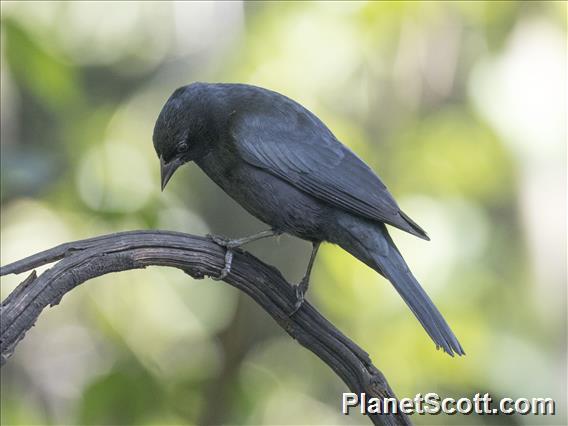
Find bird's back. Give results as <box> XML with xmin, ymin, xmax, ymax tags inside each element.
<box><xmin>210</xmin><ymin>83</ymin><xmax>429</xmax><ymax>240</ymax></box>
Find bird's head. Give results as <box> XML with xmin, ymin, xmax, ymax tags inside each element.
<box><xmin>153</xmin><ymin>83</ymin><xmax>217</xmax><ymax>190</ymax></box>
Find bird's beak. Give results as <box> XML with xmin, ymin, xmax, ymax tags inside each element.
<box><xmin>160</xmin><ymin>156</ymin><xmax>182</xmax><ymax>191</ymax></box>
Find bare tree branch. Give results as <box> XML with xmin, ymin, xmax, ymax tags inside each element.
<box><xmin>0</xmin><ymin>230</ymin><xmax>411</xmax><ymax>426</ymax></box>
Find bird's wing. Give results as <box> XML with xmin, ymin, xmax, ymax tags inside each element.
<box><xmin>230</xmin><ymin>109</ymin><xmax>429</xmax><ymax>239</ymax></box>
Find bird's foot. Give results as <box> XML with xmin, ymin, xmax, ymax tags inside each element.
<box><xmin>207</xmin><ymin>233</ymin><xmax>240</xmax><ymax>280</ymax></box>
<box><xmin>207</xmin><ymin>233</ymin><xmax>242</xmax><ymax>249</ymax></box>
<box><xmin>207</xmin><ymin>230</ymin><xmax>281</xmax><ymax>280</ymax></box>
<box><xmin>289</xmin><ymin>277</ymin><xmax>309</xmax><ymax>316</ymax></box>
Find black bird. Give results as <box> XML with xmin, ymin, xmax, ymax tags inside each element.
<box><xmin>153</xmin><ymin>82</ymin><xmax>464</xmax><ymax>356</ymax></box>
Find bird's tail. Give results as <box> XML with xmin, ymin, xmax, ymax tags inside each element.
<box><xmin>330</xmin><ymin>213</ymin><xmax>464</xmax><ymax>356</ymax></box>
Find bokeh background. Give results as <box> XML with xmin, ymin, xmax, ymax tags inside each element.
<box><xmin>0</xmin><ymin>2</ymin><xmax>566</xmax><ymax>425</ymax></box>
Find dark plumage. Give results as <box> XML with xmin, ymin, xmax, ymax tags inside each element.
<box><xmin>153</xmin><ymin>82</ymin><xmax>464</xmax><ymax>356</ymax></box>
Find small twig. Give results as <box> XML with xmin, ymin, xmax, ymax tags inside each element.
<box><xmin>0</xmin><ymin>230</ymin><xmax>411</xmax><ymax>426</ymax></box>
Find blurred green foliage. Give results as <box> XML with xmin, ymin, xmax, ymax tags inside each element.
<box><xmin>0</xmin><ymin>2</ymin><xmax>565</xmax><ymax>425</ymax></box>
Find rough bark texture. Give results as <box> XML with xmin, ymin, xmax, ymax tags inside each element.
<box><xmin>0</xmin><ymin>230</ymin><xmax>411</xmax><ymax>426</ymax></box>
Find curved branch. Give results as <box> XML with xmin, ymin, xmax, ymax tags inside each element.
<box><xmin>0</xmin><ymin>230</ymin><xmax>411</xmax><ymax>426</ymax></box>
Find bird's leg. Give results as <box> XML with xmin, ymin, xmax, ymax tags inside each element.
<box><xmin>208</xmin><ymin>229</ymin><xmax>281</xmax><ymax>280</ymax></box>
<box><xmin>290</xmin><ymin>242</ymin><xmax>321</xmax><ymax>315</ymax></box>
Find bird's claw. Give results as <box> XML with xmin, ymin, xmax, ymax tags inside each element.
<box><xmin>207</xmin><ymin>233</ymin><xmax>239</xmax><ymax>249</ymax></box>
<box><xmin>208</xmin><ymin>234</ymin><xmax>236</xmax><ymax>280</ymax></box>
<box><xmin>289</xmin><ymin>277</ymin><xmax>308</xmax><ymax>316</ymax></box>
<box><xmin>207</xmin><ymin>230</ymin><xmax>281</xmax><ymax>281</ymax></box>
<box><xmin>211</xmin><ymin>258</ymin><xmax>231</xmax><ymax>281</ymax></box>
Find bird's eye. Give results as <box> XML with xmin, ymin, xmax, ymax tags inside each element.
<box><xmin>177</xmin><ymin>142</ymin><xmax>188</xmax><ymax>153</ymax></box>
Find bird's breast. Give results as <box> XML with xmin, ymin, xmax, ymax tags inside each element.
<box><xmin>195</xmin><ymin>151</ymin><xmax>329</xmax><ymax>241</ymax></box>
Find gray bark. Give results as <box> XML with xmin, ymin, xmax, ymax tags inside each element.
<box><xmin>0</xmin><ymin>230</ymin><xmax>411</xmax><ymax>426</ymax></box>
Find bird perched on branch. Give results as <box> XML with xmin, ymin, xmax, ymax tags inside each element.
<box><xmin>153</xmin><ymin>82</ymin><xmax>464</xmax><ymax>356</ymax></box>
